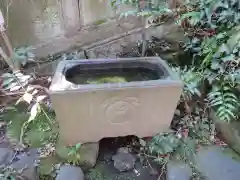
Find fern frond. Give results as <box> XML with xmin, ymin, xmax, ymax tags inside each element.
<box><xmin>172</xmin><ymin>67</ymin><xmax>202</xmax><ymax>100</ymax></box>
<box><xmin>208</xmin><ymin>85</ymin><xmax>239</xmax><ymax>122</ymax></box>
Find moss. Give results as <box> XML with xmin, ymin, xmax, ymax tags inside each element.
<box><xmin>86</xmin><ymin>76</ymin><xmax>127</xmax><ymax>84</ymax></box>
<box><xmin>94</xmin><ymin>19</ymin><xmax>107</xmax><ymax>25</ymax></box>
<box><xmin>86</xmin><ymin>165</ymin><xmax>106</xmax><ymax>180</ymax></box>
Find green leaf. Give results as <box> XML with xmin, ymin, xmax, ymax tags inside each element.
<box><xmin>221</xmin><ymin>54</ymin><xmax>235</xmax><ymax>62</ymax></box>
<box><xmin>201</xmin><ymin>51</ymin><xmax>213</xmax><ymax>66</ymax></box>
<box><xmin>216</xmin><ymin>32</ymin><xmax>227</xmax><ymax>39</ymax></box>
<box><xmin>211</xmin><ymin>61</ymin><xmax>220</xmax><ymax>70</ymax></box>
<box><xmin>68</xmin><ymin>149</ymin><xmax>75</xmax><ymax>156</ymax></box>
<box><xmin>75</xmin><ymin>143</ymin><xmax>81</xmax><ymax>150</ymax></box>
<box><xmin>2</xmin><ymin>77</ymin><xmax>15</xmax><ymax>87</ymax></box>
<box><xmin>224</xmin><ymin>92</ymin><xmax>237</xmax><ymax>99</ymax></box>
<box><xmin>227</xmin><ymin>31</ymin><xmax>240</xmax><ymax>51</ymax></box>
<box><xmin>180</xmin><ymin>11</ymin><xmax>201</xmax><ymax>21</ymax></box>
<box><xmin>210</xmin><ymin>100</ymin><xmax>223</xmax><ymax>107</ymax></box>
<box><xmin>225</xmin><ymin>103</ymin><xmax>236</xmax><ymax>110</ymax></box>
<box><xmin>225</xmin><ymin>97</ymin><xmax>238</xmax><ymax>103</ymax></box>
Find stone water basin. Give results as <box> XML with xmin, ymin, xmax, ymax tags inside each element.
<box><xmin>49</xmin><ymin>57</ymin><xmax>182</xmax><ymax>145</ymax></box>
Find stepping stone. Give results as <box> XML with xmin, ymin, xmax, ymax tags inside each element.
<box><xmin>195</xmin><ymin>146</ymin><xmax>240</xmax><ymax>180</ymax></box>
<box><xmin>167</xmin><ymin>160</ymin><xmax>192</xmax><ymax>180</ymax></box>
<box><xmin>10</xmin><ymin>149</ymin><xmax>39</xmax><ymax>180</ymax></box>
<box><xmin>0</xmin><ymin>147</ymin><xmax>14</xmax><ymax>167</ymax></box>
<box><xmin>56</xmin><ymin>165</ymin><xmax>84</xmax><ymax>180</ymax></box>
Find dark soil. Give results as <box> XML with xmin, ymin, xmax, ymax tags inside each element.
<box><xmin>85</xmin><ymin>136</ymin><xmax>165</xmax><ymax>180</ymax></box>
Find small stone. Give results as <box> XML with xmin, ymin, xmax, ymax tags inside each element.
<box><xmin>167</xmin><ymin>160</ymin><xmax>192</xmax><ymax>180</ymax></box>
<box><xmin>117</xmin><ymin>147</ymin><xmax>130</xmax><ymax>154</ymax></box>
<box><xmin>77</xmin><ymin>143</ymin><xmax>99</xmax><ymax>169</ymax></box>
<box><xmin>112</xmin><ymin>147</ymin><xmax>136</xmax><ymax>172</ymax></box>
<box><xmin>10</xmin><ymin>149</ymin><xmax>39</xmax><ymax>180</ymax></box>
<box><xmin>0</xmin><ymin>147</ymin><xmax>14</xmax><ymax>166</ymax></box>
<box><xmin>56</xmin><ymin>165</ymin><xmax>84</xmax><ymax>180</ymax></box>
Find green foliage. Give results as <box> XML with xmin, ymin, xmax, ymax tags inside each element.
<box><xmin>24</xmin><ymin>111</ymin><xmax>58</xmax><ymax>147</ymax></box>
<box><xmin>1</xmin><ymin>69</ymin><xmax>55</xmax><ymax>147</ymax></box>
<box><xmin>148</xmin><ymin>133</ymin><xmax>181</xmax><ymax>163</ymax></box>
<box><xmin>172</xmin><ymin>67</ymin><xmax>202</xmax><ymax>101</ymax></box>
<box><xmin>208</xmin><ymin>85</ymin><xmax>238</xmax><ymax>122</ymax></box>
<box><xmin>12</xmin><ymin>46</ymin><xmax>35</xmax><ymax>66</ymax></box>
<box><xmin>180</xmin><ymin>0</ymin><xmax>240</xmax><ymax>121</ymax></box>
<box><xmin>179</xmin><ymin>11</ymin><xmax>201</xmax><ymax>26</ymax></box>
<box><xmin>2</xmin><ymin>105</ymin><xmax>57</xmax><ymax>148</ymax></box>
<box><xmin>85</xmin><ymin>166</ymin><xmax>106</xmax><ymax>180</ymax></box>
<box><xmin>38</xmin><ymin>155</ymin><xmax>60</xmax><ymax>177</ymax></box>
<box><xmin>56</xmin><ymin>143</ymin><xmax>82</xmax><ymax>165</ymax></box>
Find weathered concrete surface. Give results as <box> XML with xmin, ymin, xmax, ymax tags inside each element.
<box><xmin>1</xmin><ymin>0</ymin><xmax>185</xmax><ymax>59</ymax></box>
<box><xmin>1</xmin><ymin>0</ymin><xmax>63</xmax><ymax>47</ymax></box>
<box><xmin>80</xmin><ymin>0</ymin><xmax>114</xmax><ymax>26</ymax></box>
<box><xmin>1</xmin><ymin>0</ymin><xmax>138</xmax><ymax>58</ymax></box>
<box><xmin>32</xmin><ymin>17</ymin><xmax>143</xmax><ymax>58</ymax></box>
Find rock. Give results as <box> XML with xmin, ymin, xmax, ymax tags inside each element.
<box><xmin>215</xmin><ymin>120</ymin><xmax>240</xmax><ymax>154</ymax></box>
<box><xmin>112</xmin><ymin>147</ymin><xmax>136</xmax><ymax>172</ymax></box>
<box><xmin>167</xmin><ymin>160</ymin><xmax>192</xmax><ymax>180</ymax></box>
<box><xmin>56</xmin><ymin>142</ymin><xmax>99</xmax><ymax>169</ymax></box>
<box><xmin>56</xmin><ymin>165</ymin><xmax>84</xmax><ymax>180</ymax></box>
<box><xmin>117</xmin><ymin>147</ymin><xmax>130</xmax><ymax>154</ymax></box>
<box><xmin>77</xmin><ymin>142</ymin><xmax>99</xmax><ymax>169</ymax></box>
<box><xmin>10</xmin><ymin>149</ymin><xmax>39</xmax><ymax>180</ymax></box>
<box><xmin>0</xmin><ymin>147</ymin><xmax>14</xmax><ymax>167</ymax></box>
<box><xmin>195</xmin><ymin>146</ymin><xmax>240</xmax><ymax>180</ymax></box>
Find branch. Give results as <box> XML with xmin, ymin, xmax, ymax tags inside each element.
<box><xmin>0</xmin><ymin>46</ymin><xmax>17</xmax><ymax>71</ymax></box>
<box><xmin>0</xmin><ymin>9</ymin><xmax>19</xmax><ymax>71</ymax></box>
